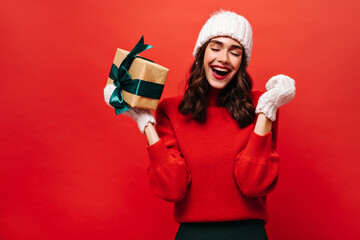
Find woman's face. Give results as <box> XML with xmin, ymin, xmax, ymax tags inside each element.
<box><xmin>203</xmin><ymin>36</ymin><xmax>243</xmax><ymax>89</ymax></box>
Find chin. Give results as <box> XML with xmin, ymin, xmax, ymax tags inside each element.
<box><xmin>208</xmin><ymin>82</ymin><xmax>226</xmax><ymax>89</ymax></box>
<box><xmin>207</xmin><ymin>77</ymin><xmax>232</xmax><ymax>89</ymax></box>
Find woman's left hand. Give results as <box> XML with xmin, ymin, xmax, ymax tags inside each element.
<box><xmin>256</xmin><ymin>74</ymin><xmax>296</xmax><ymax>121</ymax></box>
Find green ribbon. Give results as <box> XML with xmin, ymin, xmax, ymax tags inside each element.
<box><xmin>109</xmin><ymin>36</ymin><xmax>165</xmax><ymax>114</ymax></box>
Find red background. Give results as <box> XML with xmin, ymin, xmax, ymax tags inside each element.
<box><xmin>1</xmin><ymin>0</ymin><xmax>360</xmax><ymax>239</ymax></box>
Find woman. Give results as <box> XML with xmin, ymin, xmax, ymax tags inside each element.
<box><xmin>104</xmin><ymin>10</ymin><xmax>295</xmax><ymax>240</ymax></box>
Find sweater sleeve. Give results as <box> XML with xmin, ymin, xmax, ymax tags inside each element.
<box><xmin>146</xmin><ymin>100</ymin><xmax>191</xmax><ymax>202</ymax></box>
<box><xmin>234</xmin><ymin>112</ymin><xmax>280</xmax><ymax>197</ymax></box>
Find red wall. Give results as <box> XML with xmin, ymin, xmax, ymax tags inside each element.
<box><xmin>1</xmin><ymin>0</ymin><xmax>360</xmax><ymax>239</ymax></box>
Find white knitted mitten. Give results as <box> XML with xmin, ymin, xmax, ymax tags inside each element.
<box><xmin>255</xmin><ymin>74</ymin><xmax>296</xmax><ymax>121</ymax></box>
<box><xmin>104</xmin><ymin>84</ymin><xmax>117</xmax><ymax>106</ymax></box>
<box><xmin>103</xmin><ymin>84</ymin><xmax>155</xmax><ymax>133</ymax></box>
<box><xmin>122</xmin><ymin>108</ymin><xmax>156</xmax><ymax>133</ymax></box>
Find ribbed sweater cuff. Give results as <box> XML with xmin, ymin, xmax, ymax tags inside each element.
<box><xmin>146</xmin><ymin>139</ymin><xmax>169</xmax><ymax>167</ymax></box>
<box><xmin>242</xmin><ymin>131</ymin><xmax>273</xmax><ymax>159</ymax></box>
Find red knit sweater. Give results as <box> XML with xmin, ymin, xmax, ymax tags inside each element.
<box><xmin>146</xmin><ymin>89</ymin><xmax>280</xmax><ymax>223</ymax></box>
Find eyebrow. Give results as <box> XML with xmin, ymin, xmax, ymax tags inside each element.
<box><xmin>209</xmin><ymin>40</ymin><xmax>243</xmax><ymax>50</ymax></box>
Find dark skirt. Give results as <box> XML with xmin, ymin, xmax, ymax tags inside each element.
<box><xmin>175</xmin><ymin>219</ymin><xmax>268</xmax><ymax>240</ymax></box>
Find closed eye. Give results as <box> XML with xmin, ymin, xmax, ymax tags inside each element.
<box><xmin>211</xmin><ymin>48</ymin><xmax>220</xmax><ymax>52</ymax></box>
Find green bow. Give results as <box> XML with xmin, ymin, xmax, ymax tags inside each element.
<box><xmin>109</xmin><ymin>36</ymin><xmax>164</xmax><ymax>114</ymax></box>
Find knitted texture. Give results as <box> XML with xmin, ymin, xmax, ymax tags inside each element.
<box><xmin>123</xmin><ymin>108</ymin><xmax>156</xmax><ymax>133</ymax></box>
<box><xmin>103</xmin><ymin>84</ymin><xmax>155</xmax><ymax>133</ymax></box>
<box><xmin>104</xmin><ymin>83</ymin><xmax>116</xmax><ymax>106</ymax></box>
<box><xmin>147</xmin><ymin>90</ymin><xmax>279</xmax><ymax>223</ymax></box>
<box><xmin>256</xmin><ymin>74</ymin><xmax>296</xmax><ymax>121</ymax></box>
<box><xmin>193</xmin><ymin>10</ymin><xmax>253</xmax><ymax>67</ymax></box>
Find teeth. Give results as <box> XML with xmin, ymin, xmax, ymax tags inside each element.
<box><xmin>212</xmin><ymin>67</ymin><xmax>229</xmax><ymax>72</ymax></box>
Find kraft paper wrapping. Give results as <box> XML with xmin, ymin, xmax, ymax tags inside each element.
<box><xmin>106</xmin><ymin>49</ymin><xmax>168</xmax><ymax>110</ymax></box>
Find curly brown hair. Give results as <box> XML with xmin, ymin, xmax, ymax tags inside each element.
<box><xmin>178</xmin><ymin>41</ymin><xmax>256</xmax><ymax>128</ymax></box>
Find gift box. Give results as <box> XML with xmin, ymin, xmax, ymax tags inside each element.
<box><xmin>106</xmin><ymin>36</ymin><xmax>169</xmax><ymax>114</ymax></box>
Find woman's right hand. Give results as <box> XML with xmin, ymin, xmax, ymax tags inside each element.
<box><xmin>103</xmin><ymin>83</ymin><xmax>117</xmax><ymax>107</ymax></box>
<box><xmin>103</xmin><ymin>84</ymin><xmax>156</xmax><ymax>134</ymax></box>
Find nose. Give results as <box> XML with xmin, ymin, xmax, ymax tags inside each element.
<box><xmin>218</xmin><ymin>50</ymin><xmax>230</xmax><ymax>64</ymax></box>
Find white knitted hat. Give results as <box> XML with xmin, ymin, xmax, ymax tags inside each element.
<box><xmin>193</xmin><ymin>10</ymin><xmax>253</xmax><ymax>67</ymax></box>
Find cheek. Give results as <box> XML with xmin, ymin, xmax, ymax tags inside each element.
<box><xmin>203</xmin><ymin>51</ymin><xmax>213</xmax><ymax>65</ymax></box>
<box><xmin>233</xmin><ymin>64</ymin><xmax>240</xmax><ymax>74</ymax></box>
<box><xmin>233</xmin><ymin>58</ymin><xmax>242</xmax><ymax>72</ymax></box>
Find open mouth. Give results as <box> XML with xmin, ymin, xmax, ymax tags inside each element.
<box><xmin>211</xmin><ymin>66</ymin><xmax>231</xmax><ymax>77</ymax></box>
